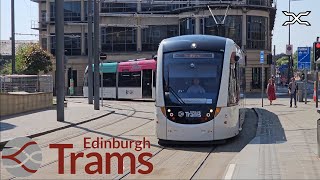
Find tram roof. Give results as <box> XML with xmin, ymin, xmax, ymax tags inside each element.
<box><xmin>86</xmin><ymin>62</ymin><xmax>118</xmax><ymax>73</ymax></box>
<box><xmin>118</xmin><ymin>59</ymin><xmax>156</xmax><ymax>72</ymax></box>
<box><xmin>161</xmin><ymin>35</ymin><xmax>228</xmax><ymax>53</ymax></box>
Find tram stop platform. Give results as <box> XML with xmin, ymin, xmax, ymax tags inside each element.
<box><xmin>225</xmin><ymin>98</ymin><xmax>320</xmax><ymax>179</ymax></box>
<box><xmin>0</xmin><ymin>99</ymin><xmax>114</xmax><ymax>148</ymax></box>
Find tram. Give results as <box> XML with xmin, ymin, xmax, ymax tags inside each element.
<box><xmin>155</xmin><ymin>35</ymin><xmax>245</xmax><ymax>143</ymax></box>
<box><xmin>83</xmin><ymin>59</ymin><xmax>156</xmax><ymax>100</ymax></box>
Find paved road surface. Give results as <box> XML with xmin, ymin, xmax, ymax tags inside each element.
<box><xmin>0</xmin><ymin>99</ymin><xmax>257</xmax><ymax>179</ymax></box>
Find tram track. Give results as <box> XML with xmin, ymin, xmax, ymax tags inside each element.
<box><xmin>116</xmin><ymin>145</ymin><xmax>217</xmax><ymax>180</ymax></box>
<box><xmin>115</xmin><ymin>148</ymin><xmax>165</xmax><ymax>180</ymax></box>
<box><xmin>189</xmin><ymin>146</ymin><xmax>217</xmax><ymax>179</ymax></box>
<box><xmin>36</xmin><ymin>102</ymin><xmax>143</xmax><ymax>147</ymax></box>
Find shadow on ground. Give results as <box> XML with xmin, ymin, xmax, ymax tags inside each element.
<box><xmin>0</xmin><ymin>122</ymin><xmax>16</xmax><ymax>131</ymax></box>
<box><xmin>254</xmin><ymin>108</ymin><xmax>287</xmax><ymax>144</ymax></box>
<box><xmin>0</xmin><ymin>108</ymin><xmax>53</xmax><ymax>121</ymax></box>
<box><xmin>213</xmin><ymin>108</ymin><xmax>258</xmax><ymax>153</ymax></box>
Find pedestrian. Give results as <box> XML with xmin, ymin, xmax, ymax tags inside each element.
<box><xmin>267</xmin><ymin>78</ymin><xmax>276</xmax><ymax>105</ymax></box>
<box><xmin>288</xmin><ymin>77</ymin><xmax>298</xmax><ymax>108</ymax></box>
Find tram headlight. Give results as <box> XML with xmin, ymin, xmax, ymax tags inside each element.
<box><xmin>169</xmin><ymin>113</ymin><xmax>174</xmax><ymax>117</ymax></box>
<box><xmin>167</xmin><ymin>109</ymin><xmax>171</xmax><ymax>113</ymax></box>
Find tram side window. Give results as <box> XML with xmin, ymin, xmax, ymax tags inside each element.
<box><xmin>228</xmin><ymin>63</ymin><xmax>238</xmax><ymax>106</ymax></box>
<box><xmin>118</xmin><ymin>72</ymin><xmax>141</xmax><ymax>87</ymax></box>
<box><xmin>102</xmin><ymin>73</ymin><xmax>116</xmax><ymax>87</ymax></box>
<box><xmin>153</xmin><ymin>71</ymin><xmax>156</xmax><ymax>87</ymax></box>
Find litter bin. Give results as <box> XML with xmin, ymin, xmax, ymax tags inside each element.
<box><xmin>297</xmin><ymin>90</ymin><xmax>303</xmax><ymax>102</ymax></box>
<box><xmin>296</xmin><ymin>82</ymin><xmax>304</xmax><ymax>102</ymax></box>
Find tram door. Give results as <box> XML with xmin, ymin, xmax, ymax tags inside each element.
<box><xmin>142</xmin><ymin>69</ymin><xmax>152</xmax><ymax>98</ymax></box>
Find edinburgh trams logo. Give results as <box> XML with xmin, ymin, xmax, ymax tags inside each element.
<box><xmin>1</xmin><ymin>137</ymin><xmax>42</xmax><ymax>177</ymax></box>
<box><xmin>282</xmin><ymin>11</ymin><xmax>311</xmax><ymax>26</ymax></box>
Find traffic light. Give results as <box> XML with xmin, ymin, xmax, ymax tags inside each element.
<box><xmin>267</xmin><ymin>54</ymin><xmax>273</xmax><ymax>65</ymax></box>
<box><xmin>313</xmin><ymin>42</ymin><xmax>320</xmax><ymax>63</ymax></box>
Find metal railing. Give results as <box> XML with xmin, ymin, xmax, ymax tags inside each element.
<box><xmin>0</xmin><ymin>75</ymin><xmax>53</xmax><ymax>93</ymax></box>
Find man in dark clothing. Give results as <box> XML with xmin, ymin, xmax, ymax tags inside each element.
<box><xmin>288</xmin><ymin>77</ymin><xmax>298</xmax><ymax>108</ymax></box>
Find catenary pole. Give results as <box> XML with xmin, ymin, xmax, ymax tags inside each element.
<box><xmin>88</xmin><ymin>0</ymin><xmax>93</xmax><ymax>104</ymax></box>
<box><xmin>11</xmin><ymin>0</ymin><xmax>15</xmax><ymax>74</ymax></box>
<box><xmin>55</xmin><ymin>0</ymin><xmax>65</xmax><ymax>121</ymax></box>
<box><xmin>93</xmin><ymin>0</ymin><xmax>100</xmax><ymax>110</ymax></box>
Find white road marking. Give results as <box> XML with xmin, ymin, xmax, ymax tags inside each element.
<box><xmin>224</xmin><ymin>163</ymin><xmax>236</xmax><ymax>180</ymax></box>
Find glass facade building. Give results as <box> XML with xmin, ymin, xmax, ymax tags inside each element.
<box><xmin>47</xmin><ymin>0</ymin><xmax>274</xmax><ymax>55</ymax></box>
<box><xmin>34</xmin><ymin>0</ymin><xmax>276</xmax><ymax>93</ymax></box>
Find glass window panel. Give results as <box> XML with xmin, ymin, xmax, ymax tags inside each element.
<box><xmin>103</xmin><ymin>73</ymin><xmax>116</xmax><ymax>87</ymax></box>
<box><xmin>50</xmin><ymin>2</ymin><xmax>81</xmax><ymax>22</ymax></box>
<box><xmin>101</xmin><ymin>27</ymin><xmax>136</xmax><ymax>52</ymax></box>
<box><xmin>118</xmin><ymin>72</ymin><xmax>141</xmax><ymax>87</ymax></box>
<box><xmin>50</xmin><ymin>33</ymin><xmax>81</xmax><ymax>56</ymax></box>
<box><xmin>142</xmin><ymin>25</ymin><xmax>178</xmax><ymax>51</ymax></box>
<box><xmin>247</xmin><ymin>16</ymin><xmax>266</xmax><ymax>49</ymax></box>
<box><xmin>204</xmin><ymin>16</ymin><xmax>242</xmax><ymax>46</ymax></box>
<box><xmin>180</xmin><ymin>18</ymin><xmax>195</xmax><ymax>35</ymax></box>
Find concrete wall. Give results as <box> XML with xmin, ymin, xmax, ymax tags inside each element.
<box><xmin>0</xmin><ymin>92</ymin><xmax>53</xmax><ymax>116</ymax></box>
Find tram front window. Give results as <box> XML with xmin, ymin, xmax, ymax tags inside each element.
<box><xmin>163</xmin><ymin>51</ymin><xmax>224</xmax><ymax>106</ymax></box>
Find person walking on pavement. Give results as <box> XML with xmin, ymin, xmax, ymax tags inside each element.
<box><xmin>288</xmin><ymin>77</ymin><xmax>298</xmax><ymax>108</ymax></box>
<box><xmin>267</xmin><ymin>78</ymin><xmax>276</xmax><ymax>105</ymax></box>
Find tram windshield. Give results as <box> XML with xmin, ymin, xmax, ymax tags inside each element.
<box><xmin>163</xmin><ymin>51</ymin><xmax>224</xmax><ymax>106</ymax></box>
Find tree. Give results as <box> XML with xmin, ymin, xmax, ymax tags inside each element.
<box><xmin>22</xmin><ymin>43</ymin><xmax>53</xmax><ymax>74</ymax></box>
<box><xmin>0</xmin><ymin>43</ymin><xmax>53</xmax><ymax>75</ymax></box>
<box><xmin>276</xmin><ymin>56</ymin><xmax>289</xmax><ymax>66</ymax></box>
<box><xmin>275</xmin><ymin>51</ymin><xmax>298</xmax><ymax>69</ymax></box>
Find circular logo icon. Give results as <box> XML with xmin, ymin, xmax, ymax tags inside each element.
<box><xmin>178</xmin><ymin>111</ymin><xmax>185</xmax><ymax>117</ymax></box>
<box><xmin>1</xmin><ymin>137</ymin><xmax>42</xmax><ymax>177</ymax></box>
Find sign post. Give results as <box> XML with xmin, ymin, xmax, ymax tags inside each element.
<box><xmin>286</xmin><ymin>45</ymin><xmax>293</xmax><ymax>84</ymax></box>
<box><xmin>297</xmin><ymin>47</ymin><xmax>311</xmax><ymax>104</ymax></box>
<box><xmin>314</xmin><ymin>39</ymin><xmax>320</xmax><ymax>108</ymax></box>
<box><xmin>260</xmin><ymin>51</ymin><xmax>264</xmax><ymax>107</ymax></box>
<box><xmin>297</xmin><ymin>47</ymin><xmax>311</xmax><ymax>70</ymax></box>
<box><xmin>100</xmin><ymin>61</ymin><xmax>103</xmax><ymax>107</ymax></box>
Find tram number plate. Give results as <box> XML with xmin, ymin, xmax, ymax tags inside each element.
<box><xmin>185</xmin><ymin>111</ymin><xmax>201</xmax><ymax>118</ymax></box>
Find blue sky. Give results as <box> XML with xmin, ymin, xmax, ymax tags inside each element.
<box><xmin>0</xmin><ymin>0</ymin><xmax>319</xmax><ymax>54</ymax></box>
<box><xmin>0</xmin><ymin>0</ymin><xmax>39</xmax><ymax>41</ymax></box>
<box><xmin>273</xmin><ymin>0</ymin><xmax>320</xmax><ymax>53</ymax></box>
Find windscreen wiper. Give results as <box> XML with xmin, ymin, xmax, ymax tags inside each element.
<box><xmin>166</xmin><ymin>65</ymin><xmax>185</xmax><ymax>105</ymax></box>
<box><xmin>168</xmin><ymin>86</ymin><xmax>186</xmax><ymax>105</ymax></box>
